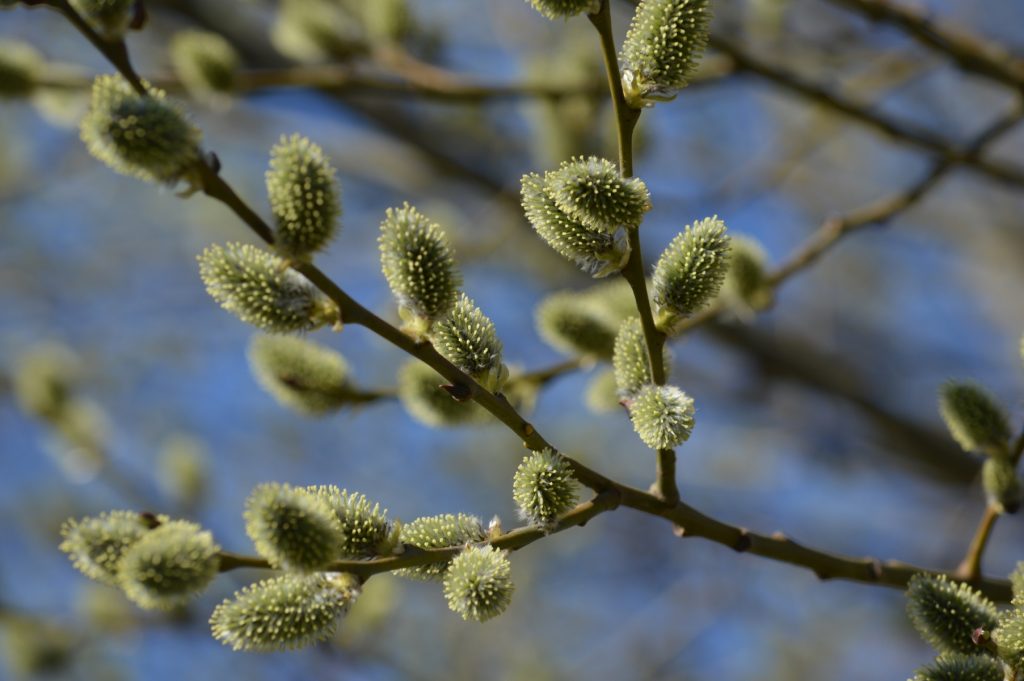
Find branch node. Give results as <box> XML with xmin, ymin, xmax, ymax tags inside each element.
<box><xmin>732</xmin><ymin>529</ymin><xmax>752</xmax><ymax>552</ymax></box>
<box><xmin>441</xmin><ymin>383</ymin><xmax>472</xmax><ymax>402</ymax></box>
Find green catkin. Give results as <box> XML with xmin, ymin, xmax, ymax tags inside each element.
<box><xmin>379</xmin><ymin>203</ymin><xmax>461</xmax><ymax>336</ymax></box>
<box><xmin>157</xmin><ymin>435</ymin><xmax>207</xmax><ymax>508</ymax></box>
<box><xmin>247</xmin><ymin>335</ymin><xmax>356</xmax><ymax>415</ymax></box>
<box><xmin>210</xmin><ymin>573</ymin><xmax>360</xmax><ymax>652</ymax></box>
<box><xmin>982</xmin><ymin>456</ymin><xmax>1021</xmax><ymax>514</ymax></box>
<box><xmin>512</xmin><ymin>450</ymin><xmax>580</xmax><ymax>529</ymax></box>
<box><xmin>621</xmin><ymin>0</ymin><xmax>712</xmax><ymax>108</ymax></box>
<box><xmin>521</xmin><ymin>172</ymin><xmax>630</xmax><ymax>277</ymax></box>
<box><xmin>938</xmin><ymin>382</ymin><xmax>1011</xmax><ymax>456</ymax></box>
<box><xmin>1010</xmin><ymin>562</ymin><xmax>1024</xmax><ymax>607</ymax></box>
<box><xmin>910</xmin><ymin>653</ymin><xmax>1003</xmax><ymax>681</ymax></box>
<box><xmin>430</xmin><ymin>293</ymin><xmax>508</xmax><ymax>391</ymax></box>
<box><xmin>80</xmin><ymin>75</ymin><xmax>201</xmax><ymax>185</ymax></box>
<box><xmin>117</xmin><ymin>520</ymin><xmax>220</xmax><ymax>610</ymax></box>
<box><xmin>168</xmin><ymin>30</ymin><xmax>240</xmax><ymax>99</ymax></box>
<box><xmin>995</xmin><ymin>609</ymin><xmax>1024</xmax><ymax>670</ymax></box>
<box><xmin>59</xmin><ymin>511</ymin><xmax>164</xmax><ymax>586</ymax></box>
<box><xmin>271</xmin><ymin>0</ymin><xmax>365</xmax><ymax>64</ymax></box>
<box><xmin>545</xmin><ymin>156</ymin><xmax>651</xmax><ymax>231</ymax></box>
<box><xmin>198</xmin><ymin>243</ymin><xmax>338</xmax><ymax>333</ymax></box>
<box><xmin>396</xmin><ymin>360</ymin><xmax>487</xmax><ymax>427</ymax></box>
<box><xmin>652</xmin><ymin>216</ymin><xmax>731</xmax><ymax>329</ymax></box>
<box><xmin>628</xmin><ymin>384</ymin><xmax>696</xmax><ymax>450</ymax></box>
<box><xmin>266</xmin><ymin>134</ymin><xmax>341</xmax><ymax>258</ymax></box>
<box><xmin>443</xmin><ymin>546</ymin><xmax>514</xmax><ymax>622</ymax></box>
<box><xmin>306</xmin><ymin>486</ymin><xmax>396</xmax><ymax>558</ymax></box>
<box><xmin>244</xmin><ymin>483</ymin><xmax>344</xmax><ymax>572</ymax></box>
<box><xmin>395</xmin><ymin>513</ymin><xmax>486</xmax><ymax>581</ymax></box>
<box><xmin>535</xmin><ymin>290</ymin><xmax>619</xmax><ymax>359</ymax></box>
<box><xmin>723</xmin><ymin>236</ymin><xmax>772</xmax><ymax>311</ymax></box>
<box><xmin>68</xmin><ymin>0</ymin><xmax>133</xmax><ymax>39</ymax></box>
<box><xmin>906</xmin><ymin>574</ymin><xmax>999</xmax><ymax>655</ymax></box>
<box><xmin>0</xmin><ymin>40</ymin><xmax>43</xmax><ymax>97</ymax></box>
<box><xmin>526</xmin><ymin>0</ymin><xmax>599</xmax><ymax>20</ymax></box>
<box><xmin>585</xmin><ymin>368</ymin><xmax>622</xmax><ymax>413</ymax></box>
<box><xmin>360</xmin><ymin>0</ymin><xmax>413</xmax><ymax>43</ymax></box>
<box><xmin>613</xmin><ymin>317</ymin><xmax>668</xmax><ymax>396</ymax></box>
<box><xmin>11</xmin><ymin>342</ymin><xmax>78</xmax><ymax>420</ymax></box>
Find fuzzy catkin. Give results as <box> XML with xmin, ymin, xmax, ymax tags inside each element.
<box><xmin>169</xmin><ymin>30</ymin><xmax>240</xmax><ymax>98</ymax></box>
<box><xmin>521</xmin><ymin>172</ymin><xmax>630</xmax><ymax>277</ymax></box>
<box><xmin>247</xmin><ymin>335</ymin><xmax>355</xmax><ymax>415</ymax></box>
<box><xmin>906</xmin><ymin>574</ymin><xmax>999</xmax><ymax>655</ymax></box>
<box><xmin>982</xmin><ymin>456</ymin><xmax>1021</xmax><ymax>514</ymax></box>
<box><xmin>68</xmin><ymin>0</ymin><xmax>134</xmax><ymax>39</ymax></box>
<box><xmin>613</xmin><ymin>317</ymin><xmax>669</xmax><ymax>396</ymax></box>
<box><xmin>652</xmin><ymin>216</ymin><xmax>731</xmax><ymax>329</ymax></box>
<box><xmin>0</xmin><ymin>40</ymin><xmax>43</xmax><ymax>97</ymax></box>
<box><xmin>395</xmin><ymin>513</ymin><xmax>486</xmax><ymax>581</ymax></box>
<box><xmin>621</xmin><ymin>0</ymin><xmax>712</xmax><ymax>108</ymax></box>
<box><xmin>512</xmin><ymin>450</ymin><xmax>579</xmax><ymax>529</ymax></box>
<box><xmin>910</xmin><ymin>653</ymin><xmax>1003</xmax><ymax>681</ymax></box>
<box><xmin>430</xmin><ymin>293</ymin><xmax>507</xmax><ymax>391</ymax></box>
<box><xmin>306</xmin><ymin>486</ymin><xmax>396</xmax><ymax>558</ymax></box>
<box><xmin>396</xmin><ymin>360</ymin><xmax>487</xmax><ymax>427</ymax></box>
<box><xmin>210</xmin><ymin>573</ymin><xmax>360</xmax><ymax>651</ymax></box>
<box><xmin>545</xmin><ymin>156</ymin><xmax>651</xmax><ymax>232</ymax></box>
<box><xmin>443</xmin><ymin>546</ymin><xmax>514</xmax><ymax>622</ymax></box>
<box><xmin>526</xmin><ymin>0</ymin><xmax>599</xmax><ymax>20</ymax></box>
<box><xmin>80</xmin><ymin>75</ymin><xmax>201</xmax><ymax>185</ymax></box>
<box><xmin>628</xmin><ymin>384</ymin><xmax>695</xmax><ymax>450</ymax></box>
<box><xmin>938</xmin><ymin>382</ymin><xmax>1011</xmax><ymax>455</ymax></box>
<box><xmin>59</xmin><ymin>511</ymin><xmax>164</xmax><ymax>586</ymax></box>
<box><xmin>244</xmin><ymin>483</ymin><xmax>344</xmax><ymax>572</ymax></box>
<box><xmin>198</xmin><ymin>243</ymin><xmax>337</xmax><ymax>333</ymax></box>
<box><xmin>266</xmin><ymin>134</ymin><xmax>341</xmax><ymax>258</ymax></box>
<box><xmin>379</xmin><ymin>203</ymin><xmax>461</xmax><ymax>334</ymax></box>
<box><xmin>117</xmin><ymin>520</ymin><xmax>220</xmax><ymax>610</ymax></box>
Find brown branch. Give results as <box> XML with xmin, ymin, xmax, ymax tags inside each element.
<box><xmin>823</xmin><ymin>0</ymin><xmax>1024</xmax><ymax>92</ymax></box>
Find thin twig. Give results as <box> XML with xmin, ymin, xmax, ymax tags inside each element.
<box><xmin>822</xmin><ymin>0</ymin><xmax>1024</xmax><ymax>92</ymax></box>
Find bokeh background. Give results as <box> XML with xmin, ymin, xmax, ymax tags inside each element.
<box><xmin>2</xmin><ymin>0</ymin><xmax>1024</xmax><ymax>679</ymax></box>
